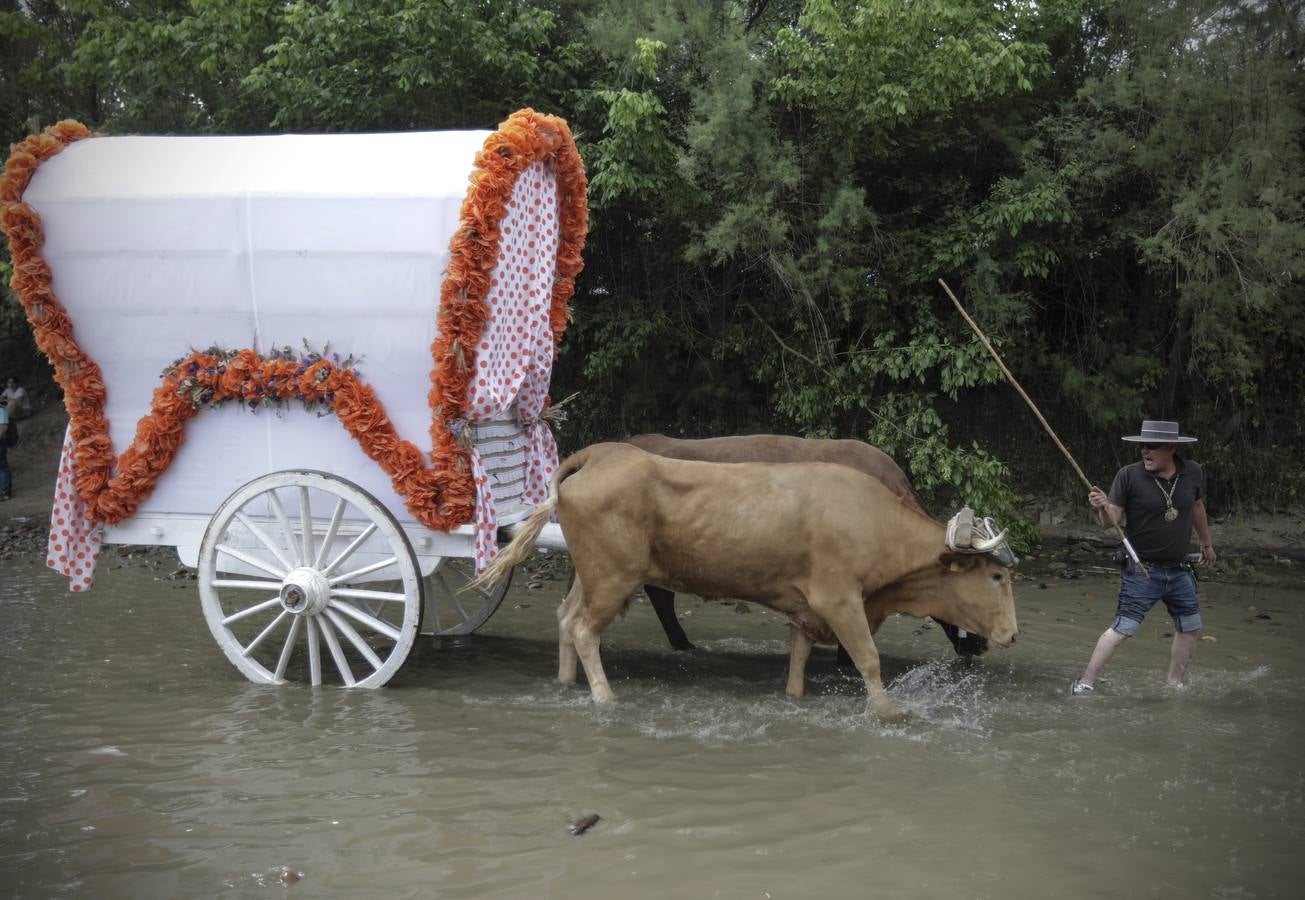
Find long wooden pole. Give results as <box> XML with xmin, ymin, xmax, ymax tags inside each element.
<box><xmin>938</xmin><ymin>278</ymin><xmax>1144</xmax><ymax>574</ymax></box>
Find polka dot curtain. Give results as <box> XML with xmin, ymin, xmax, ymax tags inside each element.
<box><xmin>466</xmin><ymin>160</ymin><xmax>562</xmax><ymax>571</ymax></box>
<box><xmin>46</xmin><ymin>425</ymin><xmax>104</xmax><ymax>591</ymax></box>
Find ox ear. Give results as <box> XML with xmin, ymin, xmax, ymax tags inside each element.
<box><xmin>939</xmin><ymin>551</ymin><xmax>979</xmax><ymax>573</ymax></box>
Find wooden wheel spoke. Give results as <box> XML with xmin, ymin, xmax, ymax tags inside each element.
<box><xmin>313</xmin><ymin>498</ymin><xmax>347</xmax><ymax>569</ymax></box>
<box><xmin>321</xmin><ymin>523</ymin><xmax>378</xmax><ymax>578</ymax></box>
<box><xmin>424</xmin><ymin>561</ymin><xmax>511</xmax><ymax>637</ymax></box>
<box><xmin>328</xmin><ymin>599</ymin><xmax>401</xmax><ymax>642</ymax></box>
<box><xmin>332</xmin><ymin>587</ymin><xmax>408</xmax><ymax>603</ymax></box>
<box><xmin>329</xmin><ymin>555</ymin><xmax>398</xmax><ymax>586</ymax></box>
<box><xmin>317</xmin><ymin>616</ymin><xmax>356</xmax><ymax>686</ymax></box>
<box><xmin>242</xmin><ymin>610</ymin><xmax>289</xmax><ymax>657</ymax></box>
<box><xmin>433</xmin><ymin>571</ymin><xmax>472</xmax><ymax>625</ymax></box>
<box><xmin>306</xmin><ymin>616</ymin><xmax>322</xmax><ymax>686</ymax></box>
<box><xmin>297</xmin><ymin>486</ymin><xmax>314</xmax><ymax>567</ymax></box>
<box><xmin>440</xmin><ymin>572</ymin><xmax>474</xmax><ymax>625</ymax></box>
<box><xmin>268</xmin><ymin>490</ymin><xmax>303</xmax><ymax>566</ymax></box>
<box><xmin>274</xmin><ymin>615</ymin><xmax>302</xmax><ymax>682</ymax></box>
<box><xmin>324</xmin><ymin>609</ymin><xmax>385</xmax><ymax>673</ymax></box>
<box><xmin>215</xmin><ymin>543</ymin><xmax>287</xmax><ymax>579</ymax></box>
<box><xmin>212</xmin><ymin>578</ymin><xmax>283</xmax><ymax>591</ymax></box>
<box><xmin>222</xmin><ymin>595</ymin><xmax>282</xmax><ymax>626</ymax></box>
<box><xmin>233</xmin><ymin>512</ymin><xmax>296</xmax><ymax>573</ymax></box>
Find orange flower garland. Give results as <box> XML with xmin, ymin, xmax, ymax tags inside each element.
<box><xmin>0</xmin><ymin>110</ymin><xmax>588</xmax><ymax>530</ymax></box>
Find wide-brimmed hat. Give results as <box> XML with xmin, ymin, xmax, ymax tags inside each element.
<box><xmin>1121</xmin><ymin>419</ymin><xmax>1197</xmax><ymax>444</ymax></box>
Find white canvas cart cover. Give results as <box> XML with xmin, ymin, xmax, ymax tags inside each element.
<box><xmin>1</xmin><ymin>112</ymin><xmax>588</xmax><ymax>590</ymax></box>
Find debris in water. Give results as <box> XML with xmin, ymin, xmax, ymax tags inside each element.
<box><xmin>570</xmin><ymin>813</ymin><xmax>600</xmax><ymax>835</ymax></box>
<box><xmin>1200</xmin><ymin>635</ymin><xmax>1217</xmax><ymax>642</ymax></box>
<box><xmin>734</xmin><ymin>602</ymin><xmax>750</xmax><ymax>614</ymax></box>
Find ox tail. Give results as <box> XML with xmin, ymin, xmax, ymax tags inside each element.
<box><xmin>464</xmin><ymin>446</ymin><xmax>595</xmax><ymax>592</ymax></box>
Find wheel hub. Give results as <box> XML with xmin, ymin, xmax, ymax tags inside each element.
<box><xmin>280</xmin><ymin>567</ymin><xmax>330</xmax><ymax>616</ymax></box>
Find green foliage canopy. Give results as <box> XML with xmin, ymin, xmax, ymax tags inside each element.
<box><xmin>4</xmin><ymin>0</ymin><xmax>1303</xmax><ymax>537</ymax></box>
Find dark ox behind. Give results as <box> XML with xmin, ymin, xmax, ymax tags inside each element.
<box><xmin>477</xmin><ymin>442</ymin><xmax>1018</xmax><ymax>718</ymax></box>
<box><xmin>623</xmin><ymin>432</ymin><xmax>989</xmax><ymax>657</ymax></box>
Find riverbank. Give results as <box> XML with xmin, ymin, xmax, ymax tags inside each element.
<box><xmin>3</xmin><ymin>400</ymin><xmax>1302</xmax><ymax>586</ymax></box>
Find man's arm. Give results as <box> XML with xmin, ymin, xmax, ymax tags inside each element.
<box><xmin>1088</xmin><ymin>485</ymin><xmax>1123</xmax><ymax>528</ymax></box>
<box><xmin>1193</xmin><ymin>498</ymin><xmax>1216</xmax><ymax>566</ymax></box>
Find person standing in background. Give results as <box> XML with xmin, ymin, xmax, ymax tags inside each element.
<box><xmin>1</xmin><ymin>376</ymin><xmax>29</xmax><ymax>419</ymax></box>
<box><xmin>0</xmin><ymin>398</ymin><xmax>11</xmax><ymax>500</ymax></box>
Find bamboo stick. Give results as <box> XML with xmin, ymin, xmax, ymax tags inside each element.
<box><xmin>938</xmin><ymin>278</ymin><xmax>1145</xmax><ymax>576</ymax></box>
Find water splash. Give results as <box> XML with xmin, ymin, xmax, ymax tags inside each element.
<box><xmin>887</xmin><ymin>660</ymin><xmax>995</xmax><ymax>737</ymax></box>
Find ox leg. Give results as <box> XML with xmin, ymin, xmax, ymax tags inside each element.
<box><xmin>817</xmin><ymin>597</ymin><xmax>902</xmax><ymax>720</ymax></box>
<box><xmin>836</xmin><ymin>607</ymin><xmax>889</xmax><ymax>668</ymax></box>
<box><xmin>786</xmin><ymin>626</ymin><xmax>813</xmax><ymax>699</ymax></box>
<box><xmin>557</xmin><ymin>577</ymin><xmax>582</xmax><ymax>684</ymax></box>
<box><xmin>647</xmin><ymin>584</ymin><xmax>695</xmax><ymax>651</ymax></box>
<box><xmin>564</xmin><ymin>579</ymin><xmax>637</xmax><ymax>704</ymax></box>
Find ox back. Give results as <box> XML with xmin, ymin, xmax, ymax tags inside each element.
<box><xmin>561</xmin><ymin>445</ymin><xmax>936</xmax><ymax>614</ymax></box>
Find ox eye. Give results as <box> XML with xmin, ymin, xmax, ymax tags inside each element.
<box><xmin>991</xmin><ymin>573</ymin><xmax>1003</xmax><ymax>582</ymax></box>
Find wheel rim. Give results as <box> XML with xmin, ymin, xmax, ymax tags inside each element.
<box><xmin>198</xmin><ymin>471</ymin><xmax>423</xmax><ymax>687</ymax></box>
<box><xmin>425</xmin><ymin>557</ymin><xmax>512</xmax><ymax>636</ymax></box>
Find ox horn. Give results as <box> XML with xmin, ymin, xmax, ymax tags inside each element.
<box><xmin>971</xmin><ymin>527</ymin><xmax>1009</xmax><ymax>552</ymax></box>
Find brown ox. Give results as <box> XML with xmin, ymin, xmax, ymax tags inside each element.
<box><xmin>477</xmin><ymin>443</ymin><xmax>1018</xmax><ymax>718</ymax></box>
<box><xmin>623</xmin><ymin>433</ymin><xmax>988</xmax><ymax>658</ymax></box>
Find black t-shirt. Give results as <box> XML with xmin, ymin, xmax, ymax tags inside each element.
<box><xmin>1108</xmin><ymin>458</ymin><xmax>1204</xmax><ymax>565</ymax></box>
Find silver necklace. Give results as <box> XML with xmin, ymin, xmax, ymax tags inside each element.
<box><xmin>1152</xmin><ymin>473</ymin><xmax>1180</xmax><ymax>522</ymax></box>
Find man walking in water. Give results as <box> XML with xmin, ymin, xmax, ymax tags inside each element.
<box><xmin>1072</xmin><ymin>420</ymin><xmax>1216</xmax><ymax>695</ymax></box>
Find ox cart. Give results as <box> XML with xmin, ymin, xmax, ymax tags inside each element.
<box><xmin>1</xmin><ymin>111</ymin><xmax>585</xmax><ymax>688</ymax></box>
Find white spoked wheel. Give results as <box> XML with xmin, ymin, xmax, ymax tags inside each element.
<box><xmin>197</xmin><ymin>470</ymin><xmax>423</xmax><ymax>688</ymax></box>
<box><xmin>424</xmin><ymin>558</ymin><xmax>512</xmax><ymax>636</ymax></box>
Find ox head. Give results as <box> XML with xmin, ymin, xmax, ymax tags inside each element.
<box><xmin>935</xmin><ymin>508</ymin><xmax>1019</xmax><ymax>646</ymax></box>
<box><xmin>944</xmin><ymin>507</ymin><xmax>1018</xmax><ymax>567</ymax></box>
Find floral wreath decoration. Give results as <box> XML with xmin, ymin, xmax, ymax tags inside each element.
<box><xmin>0</xmin><ymin>110</ymin><xmax>588</xmax><ymax>531</ymax></box>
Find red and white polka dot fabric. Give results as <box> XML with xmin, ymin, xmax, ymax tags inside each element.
<box><xmin>46</xmin><ymin>424</ymin><xmax>104</xmax><ymax>591</ymax></box>
<box><xmin>466</xmin><ymin>160</ymin><xmax>561</xmax><ymax>571</ymax></box>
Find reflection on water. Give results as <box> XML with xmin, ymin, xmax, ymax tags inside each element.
<box><xmin>2</xmin><ymin>551</ymin><xmax>1303</xmax><ymax>899</ymax></box>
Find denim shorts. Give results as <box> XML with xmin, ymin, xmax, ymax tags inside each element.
<box><xmin>1111</xmin><ymin>563</ymin><xmax>1202</xmax><ymax>636</ymax></box>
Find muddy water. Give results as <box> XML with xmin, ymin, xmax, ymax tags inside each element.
<box><xmin>1</xmin><ymin>552</ymin><xmax>1302</xmax><ymax>900</ymax></box>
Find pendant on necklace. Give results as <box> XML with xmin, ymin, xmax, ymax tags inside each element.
<box><xmin>1164</xmin><ymin>507</ymin><xmax>1178</xmax><ymax>522</ymax></box>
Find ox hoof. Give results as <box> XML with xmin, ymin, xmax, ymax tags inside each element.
<box><xmin>785</xmin><ymin>688</ymin><xmax>805</xmax><ymax>701</ymax></box>
<box><xmin>590</xmin><ymin>686</ymin><xmax>618</xmax><ymax>704</ymax></box>
<box><xmin>869</xmin><ymin>702</ymin><xmax>908</xmax><ymax>723</ymax></box>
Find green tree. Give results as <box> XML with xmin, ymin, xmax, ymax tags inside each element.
<box><xmin>3</xmin><ymin>0</ymin><xmax>1303</xmax><ymax>524</ymax></box>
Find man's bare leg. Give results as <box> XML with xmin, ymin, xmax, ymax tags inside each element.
<box><xmin>1079</xmin><ymin>627</ymin><xmax>1129</xmax><ymax>688</ymax></box>
<box><xmin>1167</xmin><ymin>631</ymin><xmax>1199</xmax><ymax>687</ymax></box>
